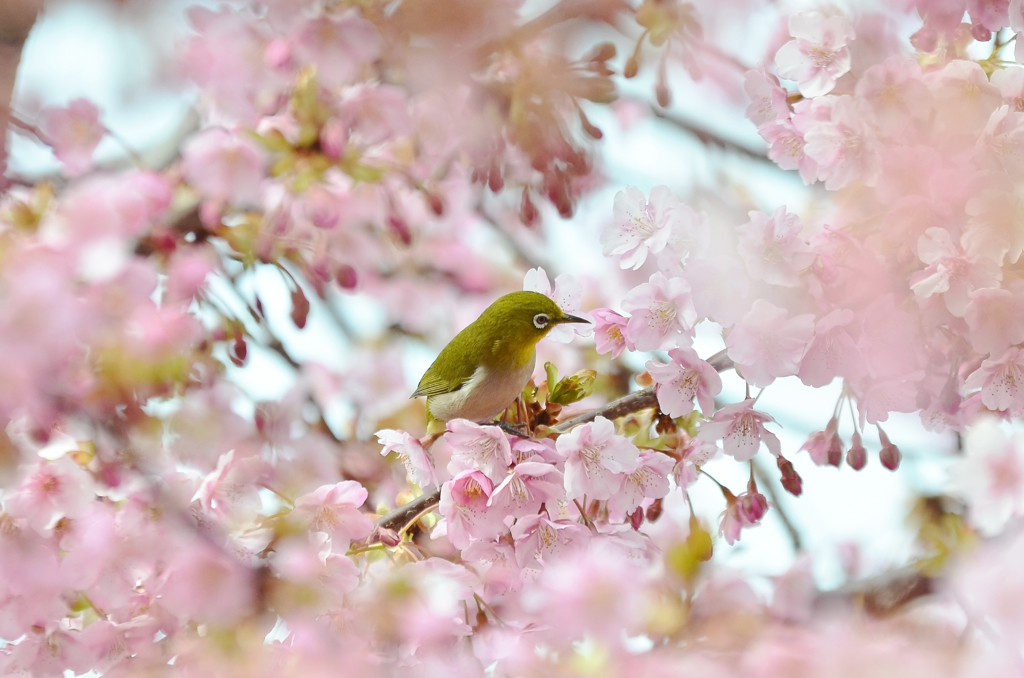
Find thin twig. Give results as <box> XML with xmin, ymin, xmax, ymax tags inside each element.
<box><xmin>650</xmin><ymin>105</ymin><xmax>773</xmax><ymax>165</ymax></box>
<box><xmin>753</xmin><ymin>459</ymin><xmax>802</xmax><ymax>552</ymax></box>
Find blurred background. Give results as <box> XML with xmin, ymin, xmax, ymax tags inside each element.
<box><xmin>5</xmin><ymin>0</ymin><xmax>959</xmax><ymax>593</ymax></box>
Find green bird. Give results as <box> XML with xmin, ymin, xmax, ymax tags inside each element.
<box><xmin>412</xmin><ymin>291</ymin><xmax>589</xmax><ymax>434</ymax></box>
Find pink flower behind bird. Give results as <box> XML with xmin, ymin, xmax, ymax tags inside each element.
<box><xmin>621</xmin><ymin>272</ymin><xmax>697</xmax><ymax>351</ymax></box>
<box><xmin>736</xmin><ymin>206</ymin><xmax>816</xmax><ymax>287</ymax></box>
<box><xmin>292</xmin><ymin>481</ymin><xmax>374</xmax><ymax>551</ymax></box>
<box><xmin>603</xmin><ymin>185</ymin><xmax>681</xmax><ymax>270</ymax></box>
<box><xmin>646</xmin><ymin>346</ymin><xmax>722</xmax><ymax>417</ymax></box>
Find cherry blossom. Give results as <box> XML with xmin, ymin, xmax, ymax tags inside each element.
<box><xmin>699</xmin><ymin>399</ymin><xmax>782</xmax><ymax>461</ymax></box>
<box><xmin>963</xmin><ymin>347</ymin><xmax>1024</xmax><ymax>411</ymax></box>
<box><xmin>438</xmin><ymin>469</ymin><xmax>507</xmax><ymax>549</ymax></box>
<box><xmin>291</xmin><ymin>481</ymin><xmax>374</xmax><ymax>550</ymax></box>
<box><xmin>775</xmin><ymin>11</ymin><xmax>855</xmax><ymax>97</ymax></box>
<box><xmin>556</xmin><ymin>416</ymin><xmax>641</xmax><ymax>500</ymax></box>
<box><xmin>377</xmin><ymin>429</ymin><xmax>438</xmax><ymax>488</ymax></box>
<box><xmin>951</xmin><ymin>418</ymin><xmax>1024</xmax><ymax>534</ymax></box>
<box><xmin>603</xmin><ymin>185</ymin><xmax>682</xmax><ymax>270</ymax></box>
<box><xmin>444</xmin><ymin>419</ymin><xmax>514</xmax><ymax>483</ymax></box>
<box><xmin>727</xmin><ymin>299</ymin><xmax>815</xmax><ymax>387</ymax></box>
<box><xmin>621</xmin><ymin>272</ymin><xmax>697</xmax><ymax>351</ymax></box>
<box><xmin>3</xmin><ymin>456</ymin><xmax>94</xmax><ymax>535</ymax></box>
<box><xmin>607</xmin><ymin>449</ymin><xmax>674</xmax><ymax>517</ymax></box>
<box><xmin>964</xmin><ymin>285</ymin><xmax>1024</xmax><ymax>355</ymax></box>
<box><xmin>38</xmin><ymin>99</ymin><xmax>105</xmax><ymax>176</ymax></box>
<box><xmin>646</xmin><ymin>346</ymin><xmax>722</xmax><ymax>417</ymax></box>
<box><xmin>182</xmin><ymin>127</ymin><xmax>266</xmax><ymax>207</ymax></box>
<box><xmin>744</xmin><ymin>64</ymin><xmax>790</xmax><ymax>126</ymax></box>
<box><xmin>523</xmin><ymin>267</ymin><xmax>592</xmax><ymax>342</ymax></box>
<box><xmin>854</xmin><ymin>56</ymin><xmax>931</xmax><ymax>136</ymax></box>
<box><xmin>510</xmin><ymin>513</ymin><xmax>590</xmax><ymax>569</ymax></box>
<box><xmin>590</xmin><ymin>307</ymin><xmax>633</xmax><ymax>358</ymax></box>
<box><xmin>910</xmin><ymin>227</ymin><xmax>1002</xmax><ymax>317</ymax></box>
<box><xmin>736</xmin><ymin>206</ymin><xmax>816</xmax><ymax>287</ymax></box>
<box><xmin>681</xmin><ymin>255</ymin><xmax>751</xmax><ymax>327</ymax></box>
<box><xmin>803</xmin><ymin>96</ymin><xmax>882</xmax><ymax>190</ymax></box>
<box><xmin>487</xmin><ymin>461</ymin><xmax>563</xmax><ymax>518</ymax></box>
<box><xmin>798</xmin><ymin>309</ymin><xmax>865</xmax><ymax>387</ymax></box>
<box><xmin>760</xmin><ymin>120</ymin><xmax>820</xmax><ymax>185</ymax></box>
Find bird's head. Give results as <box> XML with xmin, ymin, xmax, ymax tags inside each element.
<box><xmin>479</xmin><ymin>291</ymin><xmax>590</xmax><ymax>347</ymax></box>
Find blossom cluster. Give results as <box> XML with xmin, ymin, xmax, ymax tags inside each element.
<box><xmin>2</xmin><ymin>0</ymin><xmax>1024</xmax><ymax>675</ymax></box>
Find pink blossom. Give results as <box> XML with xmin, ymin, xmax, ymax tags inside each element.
<box><xmin>487</xmin><ymin>461</ymin><xmax>564</xmax><ymax>518</ymax></box>
<box><xmin>964</xmin><ymin>286</ymin><xmax>1024</xmax><ymax>355</ymax></box>
<box><xmin>195</xmin><ymin>449</ymin><xmax>270</xmax><ymax>527</ymax></box>
<box><xmin>439</xmin><ymin>469</ymin><xmax>508</xmax><ymax>548</ymax></box>
<box><xmin>978</xmin><ymin>105</ymin><xmax>1024</xmax><ymax>177</ymax></box>
<box><xmin>673</xmin><ymin>436</ymin><xmax>718</xmax><ymax>488</ymax></box>
<box><xmin>182</xmin><ymin>127</ymin><xmax>265</xmax><ymax>206</ymax></box>
<box><xmin>38</xmin><ymin>99</ymin><xmax>105</xmax><ymax>176</ymax></box>
<box><xmin>377</xmin><ymin>429</ymin><xmax>438</xmax><ymax>488</ymax></box>
<box><xmin>681</xmin><ymin>255</ymin><xmax>751</xmax><ymax>328</ymax></box>
<box><xmin>444</xmin><ymin>419</ymin><xmax>514</xmax><ymax>484</ymax></box>
<box><xmin>798</xmin><ymin>308</ymin><xmax>865</xmax><ymax>387</ymax></box>
<box><xmin>857</xmin><ymin>294</ymin><xmax>923</xmax><ymax>380</ymax></box>
<box><xmin>603</xmin><ymin>185</ymin><xmax>681</xmax><ymax>269</ymax></box>
<box><xmin>727</xmin><ymin>299</ymin><xmax>815</xmax><ymax>387</ymax></box>
<box><xmin>270</xmin><ymin>535</ymin><xmax>359</xmax><ymax>614</ymax></box>
<box><xmin>804</xmin><ymin>96</ymin><xmax>882</xmax><ymax>190</ymax></box>
<box><xmin>290</xmin><ymin>11</ymin><xmax>381</xmax><ymax>87</ymax></box>
<box><xmin>556</xmin><ymin>416</ymin><xmax>641</xmax><ymax>501</ymax></box>
<box><xmin>338</xmin><ymin>84</ymin><xmax>412</xmax><ymax>147</ymax></box>
<box><xmin>523</xmin><ymin>267</ymin><xmax>592</xmax><ymax>342</ymax></box>
<box><xmin>607</xmin><ymin>450</ymin><xmax>674</xmax><ymax>518</ymax></box>
<box><xmin>719</xmin><ymin>481</ymin><xmax>769</xmax><ymax>545</ymax></box>
<box><xmin>969</xmin><ymin>0</ymin><xmax>1010</xmax><ymax>29</ymax></box>
<box><xmin>854</xmin><ymin>56</ymin><xmax>931</xmax><ymax>136</ymax></box>
<box><xmin>775</xmin><ymin>11</ymin><xmax>855</xmax><ymax>97</ymax></box>
<box><xmin>991</xmin><ymin>66</ymin><xmax>1024</xmax><ymax>111</ymax></box>
<box><xmin>292</xmin><ymin>481</ymin><xmax>374</xmax><ymax>550</ymax></box>
<box><xmin>157</xmin><ymin>539</ymin><xmax>256</xmax><ymax>625</ymax></box>
<box><xmin>4</xmin><ymin>457</ymin><xmax>94</xmax><ymax>535</ymax></box>
<box><xmin>910</xmin><ymin>227</ymin><xmax>1002</xmax><ymax>317</ymax></box>
<box><xmin>963</xmin><ymin>182</ymin><xmax>1024</xmax><ymax>265</ymax></box>
<box><xmin>699</xmin><ymin>399</ymin><xmax>782</xmax><ymax>461</ymax></box>
<box><xmin>510</xmin><ymin>513</ymin><xmax>590</xmax><ymax>569</ymax></box>
<box><xmin>963</xmin><ymin>347</ymin><xmax>1024</xmax><ymax>411</ymax></box>
<box><xmin>657</xmin><ymin>202</ymin><xmax>712</xmax><ymax>272</ymax></box>
<box><xmin>759</xmin><ymin>120</ymin><xmax>819</xmax><ymax>185</ymax></box>
<box><xmin>621</xmin><ymin>272</ymin><xmax>697</xmax><ymax>351</ymax></box>
<box><xmin>951</xmin><ymin>418</ymin><xmax>1024</xmax><ymax>534</ymax></box>
<box><xmin>736</xmin><ymin>206</ymin><xmax>816</xmax><ymax>287</ymax></box>
<box><xmin>646</xmin><ymin>346</ymin><xmax>722</xmax><ymax>417</ymax></box>
<box><xmin>590</xmin><ymin>307</ymin><xmax>633</xmax><ymax>358</ymax></box>
<box><xmin>927</xmin><ymin>60</ymin><xmax>1002</xmax><ymax>135</ymax></box>
<box><xmin>857</xmin><ymin>374</ymin><xmax>924</xmax><ymax>426</ymax></box>
<box><xmin>744</xmin><ymin>64</ymin><xmax>790</xmax><ymax>126</ymax></box>
<box><xmin>799</xmin><ymin>417</ymin><xmax>839</xmax><ymax>466</ymax></box>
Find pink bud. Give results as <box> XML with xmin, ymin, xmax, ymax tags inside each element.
<box><xmin>387</xmin><ymin>215</ymin><xmax>411</xmax><ymax>245</ymax></box>
<box><xmin>265</xmin><ymin>39</ymin><xmax>292</xmax><ymax>69</ymax></box>
<box><xmin>777</xmin><ymin>455</ymin><xmax>802</xmax><ymax>497</ymax></box>
<box><xmin>290</xmin><ymin>287</ymin><xmax>310</xmax><ymax>329</ymax></box>
<box><xmin>970</xmin><ymin>23</ymin><xmax>991</xmax><ymax>42</ymax></box>
<box><xmin>878</xmin><ymin>428</ymin><xmax>901</xmax><ymax>471</ymax></box>
<box><xmin>827</xmin><ymin>431</ymin><xmax>843</xmax><ymax>467</ymax></box>
<box><xmin>377</xmin><ymin>528</ymin><xmax>401</xmax><ymax>547</ymax></box>
<box><xmin>336</xmin><ymin>264</ymin><xmax>358</xmax><ymax>290</ymax></box>
<box><xmin>520</xmin><ymin>188</ymin><xmax>539</xmax><ymax>227</ymax></box>
<box><xmin>846</xmin><ymin>431</ymin><xmax>867</xmax><ymax>470</ymax></box>
<box><xmin>628</xmin><ymin>505</ymin><xmax>644</xmax><ymax>530</ymax></box>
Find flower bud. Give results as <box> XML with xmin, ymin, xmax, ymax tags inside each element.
<box><xmin>656</xmin><ymin>83</ymin><xmax>672</xmax><ymax>108</ymax></box>
<box><xmin>645</xmin><ymin>497</ymin><xmax>664</xmax><ymax>523</ymax></box>
<box><xmin>377</xmin><ymin>527</ymin><xmax>402</xmax><ymax>547</ymax></box>
<box><xmin>579</xmin><ymin>108</ymin><xmax>603</xmax><ymax>139</ymax></box>
<box><xmin>879</xmin><ymin>440</ymin><xmax>902</xmax><ymax>471</ymax></box>
<box><xmin>624</xmin><ymin>56</ymin><xmax>639</xmax><ymax>78</ymax></box>
<box><xmin>519</xmin><ymin>188</ymin><xmax>539</xmax><ymax>227</ymax></box>
<box><xmin>290</xmin><ymin>287</ymin><xmax>310</xmax><ymax>329</ymax></box>
<box><xmin>846</xmin><ymin>431</ymin><xmax>867</xmax><ymax>470</ymax></box>
<box><xmin>336</xmin><ymin>264</ymin><xmax>358</xmax><ymax>290</ymax></box>
<box><xmin>386</xmin><ymin>214</ymin><xmax>411</xmax><ymax>245</ymax></box>
<box><xmin>777</xmin><ymin>455</ymin><xmax>803</xmax><ymax>497</ymax></box>
<box><xmin>629</xmin><ymin>506</ymin><xmax>645</xmax><ymax>530</ymax></box>
<box><xmin>827</xmin><ymin>430</ymin><xmax>843</xmax><ymax>467</ymax></box>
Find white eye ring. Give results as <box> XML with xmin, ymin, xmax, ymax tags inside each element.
<box><xmin>533</xmin><ymin>313</ymin><xmax>550</xmax><ymax>329</ymax></box>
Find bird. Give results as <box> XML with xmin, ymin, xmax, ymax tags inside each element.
<box><xmin>412</xmin><ymin>291</ymin><xmax>589</xmax><ymax>434</ymax></box>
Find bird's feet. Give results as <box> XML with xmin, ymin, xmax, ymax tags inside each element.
<box><xmin>495</xmin><ymin>421</ymin><xmax>531</xmax><ymax>438</ymax></box>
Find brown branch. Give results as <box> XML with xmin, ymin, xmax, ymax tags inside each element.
<box><xmin>650</xmin><ymin>105</ymin><xmax>774</xmax><ymax>165</ymax></box>
<box><xmin>0</xmin><ymin>0</ymin><xmax>43</xmax><ymax>190</ymax></box>
<box><xmin>816</xmin><ymin>567</ymin><xmax>934</xmax><ymax>618</ymax></box>
<box><xmin>374</xmin><ymin>349</ymin><xmax>736</xmax><ymax>535</ymax></box>
<box><xmin>754</xmin><ymin>460</ymin><xmax>802</xmax><ymax>552</ymax></box>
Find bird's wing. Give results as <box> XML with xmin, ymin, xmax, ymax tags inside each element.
<box><xmin>410</xmin><ymin>359</ymin><xmax>478</xmax><ymax>398</ymax></box>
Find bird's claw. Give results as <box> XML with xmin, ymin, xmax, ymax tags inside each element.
<box><xmin>496</xmin><ymin>421</ymin><xmax>531</xmax><ymax>438</ymax></box>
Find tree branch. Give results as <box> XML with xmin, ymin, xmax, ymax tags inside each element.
<box><xmin>374</xmin><ymin>349</ymin><xmax>735</xmax><ymax>535</ymax></box>
<box><xmin>650</xmin><ymin>105</ymin><xmax>773</xmax><ymax>165</ymax></box>
<box><xmin>0</xmin><ymin>0</ymin><xmax>43</xmax><ymax>190</ymax></box>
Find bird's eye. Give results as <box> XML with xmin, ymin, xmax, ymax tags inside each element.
<box><xmin>533</xmin><ymin>313</ymin><xmax>550</xmax><ymax>329</ymax></box>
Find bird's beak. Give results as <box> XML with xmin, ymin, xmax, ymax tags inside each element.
<box><xmin>558</xmin><ymin>314</ymin><xmax>590</xmax><ymax>325</ymax></box>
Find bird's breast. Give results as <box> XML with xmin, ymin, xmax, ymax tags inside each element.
<box><xmin>428</xmin><ymin>354</ymin><xmax>536</xmax><ymax>424</ymax></box>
